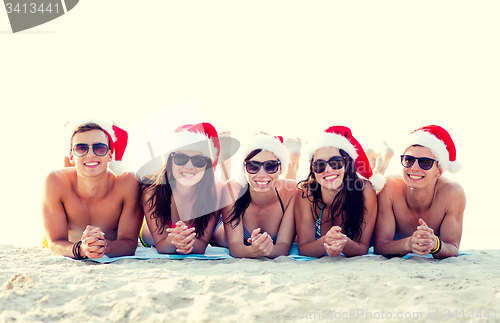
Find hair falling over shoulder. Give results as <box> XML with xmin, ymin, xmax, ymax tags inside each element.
<box><xmin>297</xmin><ymin>149</ymin><xmax>366</xmax><ymax>242</ymax></box>
<box><xmin>140</xmin><ymin>155</ymin><xmax>217</xmax><ymax>239</ymax></box>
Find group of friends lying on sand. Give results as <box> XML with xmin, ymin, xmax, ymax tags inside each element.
<box><xmin>42</xmin><ymin>120</ymin><xmax>465</xmax><ymax>260</ymax></box>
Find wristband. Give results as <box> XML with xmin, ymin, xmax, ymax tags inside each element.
<box><xmin>430</xmin><ymin>235</ymin><xmax>442</xmax><ymax>254</ymax></box>
<box><xmin>72</xmin><ymin>241</ymin><xmax>88</xmax><ymax>260</ymax></box>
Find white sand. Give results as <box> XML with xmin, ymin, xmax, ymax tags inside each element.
<box><xmin>1</xmin><ymin>245</ymin><xmax>499</xmax><ymax>322</ymax></box>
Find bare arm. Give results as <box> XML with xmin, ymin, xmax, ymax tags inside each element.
<box><xmin>374</xmin><ymin>178</ymin><xmax>411</xmax><ymax>257</ymax></box>
<box><xmin>103</xmin><ymin>173</ymin><xmax>143</xmax><ymax>257</ymax></box>
<box><xmin>42</xmin><ymin>172</ymin><xmax>79</xmax><ymax>258</ymax></box>
<box><xmin>142</xmin><ymin>189</ymin><xmax>178</xmax><ymax>254</ymax></box>
<box><xmin>294</xmin><ymin>190</ymin><xmax>330</xmax><ymax>257</ymax></box>
<box><xmin>431</xmin><ymin>183</ymin><xmax>465</xmax><ymax>259</ymax></box>
<box><xmin>340</xmin><ymin>184</ymin><xmax>377</xmax><ymax>257</ymax></box>
<box><xmin>267</xmin><ymin>185</ymin><xmax>297</xmax><ymax>258</ymax></box>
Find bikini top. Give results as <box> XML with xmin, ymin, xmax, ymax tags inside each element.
<box><xmin>243</xmin><ymin>187</ymin><xmax>285</xmax><ymax>246</ymax></box>
<box><xmin>315</xmin><ymin>205</ymin><xmax>324</xmax><ymax>240</ymax></box>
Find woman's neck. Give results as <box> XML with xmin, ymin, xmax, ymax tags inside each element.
<box><xmin>249</xmin><ymin>187</ymin><xmax>277</xmax><ymax>208</ymax></box>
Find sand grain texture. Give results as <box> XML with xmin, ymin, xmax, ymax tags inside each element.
<box><xmin>1</xmin><ymin>245</ymin><xmax>499</xmax><ymax>322</ymax></box>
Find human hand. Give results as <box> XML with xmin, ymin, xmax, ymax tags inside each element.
<box><xmin>248</xmin><ymin>228</ymin><xmax>273</xmax><ymax>257</ymax></box>
<box><xmin>324</xmin><ymin>226</ymin><xmax>347</xmax><ymax>257</ymax></box>
<box><xmin>80</xmin><ymin>225</ymin><xmax>107</xmax><ymax>258</ymax></box>
<box><xmin>166</xmin><ymin>221</ymin><xmax>196</xmax><ymax>254</ymax></box>
<box><xmin>406</xmin><ymin>219</ymin><xmax>436</xmax><ymax>255</ymax></box>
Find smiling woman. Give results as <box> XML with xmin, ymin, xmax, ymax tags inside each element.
<box><xmin>213</xmin><ymin>133</ymin><xmax>297</xmax><ymax>259</ymax></box>
<box><xmin>139</xmin><ymin>123</ymin><xmax>224</xmax><ymax>255</ymax></box>
<box><xmin>295</xmin><ymin>126</ymin><xmax>382</xmax><ymax>258</ymax></box>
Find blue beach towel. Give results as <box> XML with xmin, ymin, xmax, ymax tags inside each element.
<box><xmin>50</xmin><ymin>244</ymin><xmax>470</xmax><ymax>263</ymax></box>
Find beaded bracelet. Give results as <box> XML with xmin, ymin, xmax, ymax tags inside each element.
<box><xmin>430</xmin><ymin>235</ymin><xmax>442</xmax><ymax>254</ymax></box>
<box><xmin>72</xmin><ymin>241</ymin><xmax>88</xmax><ymax>260</ymax></box>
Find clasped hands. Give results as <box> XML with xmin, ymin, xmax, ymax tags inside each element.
<box><xmin>166</xmin><ymin>221</ymin><xmax>196</xmax><ymax>254</ymax></box>
<box><xmin>407</xmin><ymin>219</ymin><xmax>438</xmax><ymax>255</ymax></box>
<box><xmin>248</xmin><ymin>228</ymin><xmax>273</xmax><ymax>257</ymax></box>
<box><xmin>80</xmin><ymin>225</ymin><xmax>108</xmax><ymax>259</ymax></box>
<box><xmin>323</xmin><ymin>226</ymin><xmax>348</xmax><ymax>257</ymax></box>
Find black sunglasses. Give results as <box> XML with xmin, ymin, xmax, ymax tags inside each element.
<box><xmin>73</xmin><ymin>143</ymin><xmax>109</xmax><ymax>157</ymax></box>
<box><xmin>171</xmin><ymin>153</ymin><xmax>209</xmax><ymax>168</ymax></box>
<box><xmin>400</xmin><ymin>155</ymin><xmax>436</xmax><ymax>171</ymax></box>
<box><xmin>312</xmin><ymin>156</ymin><xmax>345</xmax><ymax>173</ymax></box>
<box><xmin>244</xmin><ymin>160</ymin><xmax>281</xmax><ymax>174</ymax></box>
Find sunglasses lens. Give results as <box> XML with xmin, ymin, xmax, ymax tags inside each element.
<box><xmin>73</xmin><ymin>144</ymin><xmax>89</xmax><ymax>157</ymax></box>
<box><xmin>263</xmin><ymin>161</ymin><xmax>280</xmax><ymax>174</ymax></box>
<box><xmin>312</xmin><ymin>160</ymin><xmax>326</xmax><ymax>173</ymax></box>
<box><xmin>245</xmin><ymin>161</ymin><xmax>261</xmax><ymax>174</ymax></box>
<box><xmin>328</xmin><ymin>157</ymin><xmax>345</xmax><ymax>170</ymax></box>
<box><xmin>173</xmin><ymin>154</ymin><xmax>189</xmax><ymax>166</ymax></box>
<box><xmin>191</xmin><ymin>156</ymin><xmax>208</xmax><ymax>168</ymax></box>
<box><xmin>93</xmin><ymin>143</ymin><xmax>109</xmax><ymax>156</ymax></box>
<box><xmin>401</xmin><ymin>156</ymin><xmax>415</xmax><ymax>168</ymax></box>
<box><xmin>418</xmin><ymin>159</ymin><xmax>434</xmax><ymax>170</ymax></box>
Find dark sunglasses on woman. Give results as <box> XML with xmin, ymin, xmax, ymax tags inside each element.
<box><xmin>400</xmin><ymin>155</ymin><xmax>436</xmax><ymax>170</ymax></box>
<box><xmin>312</xmin><ymin>156</ymin><xmax>345</xmax><ymax>173</ymax></box>
<box><xmin>72</xmin><ymin>143</ymin><xmax>109</xmax><ymax>157</ymax></box>
<box><xmin>171</xmin><ymin>153</ymin><xmax>210</xmax><ymax>168</ymax></box>
<box><xmin>244</xmin><ymin>160</ymin><xmax>281</xmax><ymax>174</ymax></box>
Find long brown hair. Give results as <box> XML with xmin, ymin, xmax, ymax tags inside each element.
<box><xmin>141</xmin><ymin>154</ymin><xmax>217</xmax><ymax>238</ymax></box>
<box><xmin>297</xmin><ymin>149</ymin><xmax>366</xmax><ymax>242</ymax></box>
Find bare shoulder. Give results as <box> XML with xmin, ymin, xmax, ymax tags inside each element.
<box><xmin>113</xmin><ymin>172</ymin><xmax>139</xmax><ymax>193</ymax></box>
<box><xmin>277</xmin><ymin>179</ymin><xmax>298</xmax><ymax>196</ymax></box>
<box><xmin>361</xmin><ymin>180</ymin><xmax>377</xmax><ymax>201</ymax></box>
<box><xmin>44</xmin><ymin>168</ymin><xmax>75</xmax><ymax>190</ymax></box>
<box><xmin>437</xmin><ymin>177</ymin><xmax>465</xmax><ymax>199</ymax></box>
<box><xmin>378</xmin><ymin>174</ymin><xmax>404</xmax><ymax>197</ymax></box>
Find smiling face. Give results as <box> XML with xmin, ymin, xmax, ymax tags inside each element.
<box><xmin>245</xmin><ymin>150</ymin><xmax>281</xmax><ymax>193</ymax></box>
<box><xmin>171</xmin><ymin>150</ymin><xmax>207</xmax><ymax>187</ymax></box>
<box><xmin>402</xmin><ymin>145</ymin><xmax>443</xmax><ymax>188</ymax></box>
<box><xmin>70</xmin><ymin>129</ymin><xmax>112</xmax><ymax>177</ymax></box>
<box><xmin>312</xmin><ymin>147</ymin><xmax>345</xmax><ymax>191</ymax></box>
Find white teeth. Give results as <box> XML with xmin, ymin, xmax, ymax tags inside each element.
<box><xmin>181</xmin><ymin>172</ymin><xmax>195</xmax><ymax>177</ymax></box>
<box><xmin>256</xmin><ymin>181</ymin><xmax>269</xmax><ymax>185</ymax></box>
<box><xmin>85</xmin><ymin>162</ymin><xmax>98</xmax><ymax>166</ymax></box>
<box><xmin>325</xmin><ymin>175</ymin><xmax>338</xmax><ymax>180</ymax></box>
<box><xmin>409</xmin><ymin>175</ymin><xmax>423</xmax><ymax>179</ymax></box>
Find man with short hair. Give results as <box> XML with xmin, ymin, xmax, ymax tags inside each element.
<box><xmin>43</xmin><ymin>121</ymin><xmax>142</xmax><ymax>259</ymax></box>
<box><xmin>374</xmin><ymin>125</ymin><xmax>465</xmax><ymax>259</ymax></box>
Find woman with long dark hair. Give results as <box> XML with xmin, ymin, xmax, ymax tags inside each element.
<box><xmin>139</xmin><ymin>123</ymin><xmax>224</xmax><ymax>254</ymax></box>
<box><xmin>213</xmin><ymin>133</ymin><xmax>297</xmax><ymax>258</ymax></box>
<box><xmin>295</xmin><ymin>126</ymin><xmax>384</xmax><ymax>257</ymax></box>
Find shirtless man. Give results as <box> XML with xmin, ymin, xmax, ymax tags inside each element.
<box><xmin>42</xmin><ymin>121</ymin><xmax>142</xmax><ymax>259</ymax></box>
<box><xmin>374</xmin><ymin>125</ymin><xmax>465</xmax><ymax>259</ymax></box>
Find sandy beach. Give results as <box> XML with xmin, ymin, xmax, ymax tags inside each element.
<box><xmin>1</xmin><ymin>245</ymin><xmax>499</xmax><ymax>323</ymax></box>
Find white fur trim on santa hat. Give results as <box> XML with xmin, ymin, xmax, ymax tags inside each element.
<box><xmin>404</xmin><ymin>131</ymin><xmax>452</xmax><ymax>172</ymax></box>
<box><xmin>171</xmin><ymin>131</ymin><xmax>218</xmax><ymax>162</ymax></box>
<box><xmin>305</xmin><ymin>132</ymin><xmax>358</xmax><ymax>162</ymax></box>
<box><xmin>369</xmin><ymin>173</ymin><xmax>386</xmax><ymax>193</ymax></box>
<box><xmin>241</xmin><ymin>134</ymin><xmax>288</xmax><ymax>174</ymax></box>
<box><xmin>109</xmin><ymin>160</ymin><xmax>125</xmax><ymax>176</ymax></box>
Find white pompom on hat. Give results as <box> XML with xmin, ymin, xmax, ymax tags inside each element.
<box><xmin>403</xmin><ymin>125</ymin><xmax>461</xmax><ymax>173</ymax></box>
<box><xmin>305</xmin><ymin>126</ymin><xmax>385</xmax><ymax>192</ymax></box>
<box><xmin>69</xmin><ymin>119</ymin><xmax>128</xmax><ymax>175</ymax></box>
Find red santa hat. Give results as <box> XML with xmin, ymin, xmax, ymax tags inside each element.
<box><xmin>241</xmin><ymin>133</ymin><xmax>289</xmax><ymax>174</ymax></box>
<box><xmin>171</xmin><ymin>123</ymin><xmax>220</xmax><ymax>169</ymax></box>
<box><xmin>404</xmin><ymin>125</ymin><xmax>461</xmax><ymax>173</ymax></box>
<box><xmin>305</xmin><ymin>126</ymin><xmax>385</xmax><ymax>192</ymax></box>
